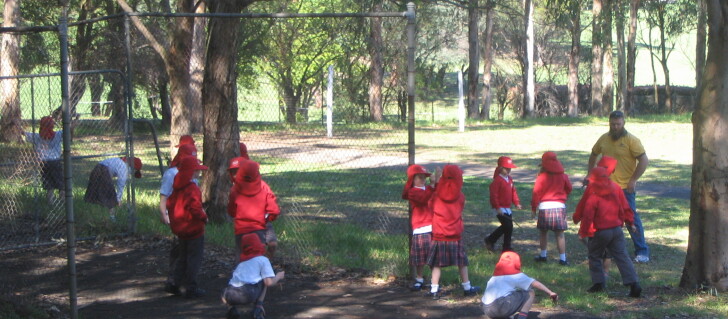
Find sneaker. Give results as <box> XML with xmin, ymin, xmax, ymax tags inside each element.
<box><xmin>226</xmin><ymin>306</ymin><xmax>240</xmax><ymax>319</ymax></box>
<box><xmin>484</xmin><ymin>239</ymin><xmax>496</xmax><ymax>253</ymax></box>
<box><xmin>463</xmin><ymin>286</ymin><xmax>480</xmax><ymax>297</ymax></box>
<box><xmin>410</xmin><ymin>281</ymin><xmax>424</xmax><ymax>292</ymax></box>
<box><xmin>425</xmin><ymin>290</ymin><xmax>440</xmax><ymax>300</ymax></box>
<box><xmin>534</xmin><ymin>256</ymin><xmax>547</xmax><ymax>263</ymax></box>
<box><xmin>252</xmin><ymin>304</ymin><xmax>265</xmax><ymax>319</ymax></box>
<box><xmin>587</xmin><ymin>283</ymin><xmax>604</xmax><ymax>293</ymax></box>
<box><xmin>164</xmin><ymin>283</ymin><xmax>182</xmax><ymax>296</ymax></box>
<box><xmin>629</xmin><ymin>282</ymin><xmax>642</xmax><ymax>298</ymax></box>
<box><xmin>185</xmin><ymin>287</ymin><xmax>206</xmax><ymax>298</ymax></box>
<box><xmin>634</xmin><ymin>255</ymin><xmax>650</xmax><ymax>263</ymax></box>
<box><xmin>558</xmin><ymin>259</ymin><xmax>570</xmax><ymax>266</ymax></box>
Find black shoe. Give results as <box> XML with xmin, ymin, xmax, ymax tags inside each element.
<box><xmin>463</xmin><ymin>286</ymin><xmax>480</xmax><ymax>297</ymax></box>
<box><xmin>558</xmin><ymin>259</ymin><xmax>569</xmax><ymax>266</ymax></box>
<box><xmin>629</xmin><ymin>282</ymin><xmax>642</xmax><ymax>298</ymax></box>
<box><xmin>185</xmin><ymin>287</ymin><xmax>206</xmax><ymax>298</ymax></box>
<box><xmin>424</xmin><ymin>290</ymin><xmax>440</xmax><ymax>300</ymax></box>
<box><xmin>534</xmin><ymin>256</ymin><xmax>547</xmax><ymax>263</ymax></box>
<box><xmin>484</xmin><ymin>239</ymin><xmax>496</xmax><ymax>253</ymax></box>
<box><xmin>410</xmin><ymin>281</ymin><xmax>424</xmax><ymax>292</ymax></box>
<box><xmin>587</xmin><ymin>283</ymin><xmax>604</xmax><ymax>293</ymax></box>
<box><xmin>226</xmin><ymin>306</ymin><xmax>240</xmax><ymax>319</ymax></box>
<box><xmin>164</xmin><ymin>283</ymin><xmax>182</xmax><ymax>296</ymax></box>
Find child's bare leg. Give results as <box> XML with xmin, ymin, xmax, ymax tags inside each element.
<box><xmin>555</xmin><ymin>231</ymin><xmax>566</xmax><ymax>254</ymax></box>
<box><xmin>539</xmin><ymin>230</ymin><xmax>548</xmax><ymax>252</ymax></box>
<box><xmin>458</xmin><ymin>265</ymin><xmax>469</xmax><ymax>283</ymax></box>
<box><xmin>415</xmin><ymin>265</ymin><xmax>424</xmax><ymax>279</ymax></box>
<box><xmin>429</xmin><ymin>266</ymin><xmax>441</xmax><ymax>293</ymax></box>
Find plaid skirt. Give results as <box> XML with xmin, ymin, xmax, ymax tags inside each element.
<box><xmin>426</xmin><ymin>239</ymin><xmax>468</xmax><ymax>268</ymax></box>
<box><xmin>409</xmin><ymin>233</ymin><xmax>432</xmax><ymax>267</ymax></box>
<box><xmin>537</xmin><ymin>207</ymin><xmax>567</xmax><ymax>231</ymax></box>
<box><xmin>83</xmin><ymin>164</ymin><xmax>118</xmax><ymax>209</ymax></box>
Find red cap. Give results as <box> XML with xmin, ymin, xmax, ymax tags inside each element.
<box><xmin>597</xmin><ymin>155</ymin><xmax>617</xmax><ymax>176</ymax></box>
<box><xmin>175</xmin><ymin>135</ymin><xmax>195</xmax><ymax>147</ymax></box>
<box><xmin>178</xmin><ymin>156</ymin><xmax>208</xmax><ymax>172</ymax></box>
<box><xmin>541</xmin><ymin>151</ymin><xmax>564</xmax><ymax>174</ymax></box>
<box><xmin>228</xmin><ymin>157</ymin><xmax>244</xmax><ymax>171</ymax></box>
<box><xmin>121</xmin><ymin>157</ymin><xmax>143</xmax><ymax>178</ymax></box>
<box><xmin>239</xmin><ymin>233</ymin><xmax>266</xmax><ymax>262</ymax></box>
<box><xmin>493</xmin><ymin>251</ymin><xmax>522</xmax><ymax>276</ymax></box>
<box><xmin>497</xmin><ymin>156</ymin><xmax>518</xmax><ymax>169</ymax></box>
<box><xmin>234</xmin><ymin>159</ymin><xmax>262</xmax><ymax>196</ymax></box>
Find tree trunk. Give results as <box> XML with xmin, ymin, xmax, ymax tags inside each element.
<box><xmin>200</xmin><ymin>0</ymin><xmax>246</xmax><ymax>221</ymax></box>
<box><xmin>0</xmin><ymin>0</ymin><xmax>22</xmax><ymax>143</ymax></box>
<box><xmin>188</xmin><ymin>0</ymin><xmax>207</xmax><ymax>131</ymax></box>
<box><xmin>567</xmin><ymin>0</ymin><xmax>581</xmax><ymax>118</ymax></box>
<box><xmin>368</xmin><ymin>2</ymin><xmax>384</xmax><ymax>122</ymax></box>
<box><xmin>522</xmin><ymin>0</ymin><xmax>535</xmax><ymax>118</ymax></box>
<box><xmin>480</xmin><ymin>2</ymin><xmax>495</xmax><ymax>120</ymax></box>
<box><xmin>648</xmin><ymin>26</ymin><xmax>659</xmax><ymax>107</ymax></box>
<box><xmin>680</xmin><ymin>0</ymin><xmax>728</xmax><ymax>292</ymax></box>
<box><xmin>591</xmin><ymin>0</ymin><xmax>604</xmax><ymax>115</ymax></box>
<box><xmin>695</xmin><ymin>0</ymin><xmax>707</xmax><ymax>93</ymax></box>
<box><xmin>159</xmin><ymin>79</ymin><xmax>171</xmax><ymax>129</ymax></box>
<box><xmin>467</xmin><ymin>0</ymin><xmax>480</xmax><ymax>119</ymax></box>
<box><xmin>616</xmin><ymin>0</ymin><xmax>627</xmax><ymax>111</ymax></box>
<box><xmin>602</xmin><ymin>0</ymin><xmax>614</xmax><ymax>114</ymax></box>
<box><xmin>168</xmin><ymin>0</ymin><xmax>195</xmax><ymax>150</ymax></box>
<box><xmin>625</xmin><ymin>0</ymin><xmax>639</xmax><ymax>114</ymax></box>
<box><xmin>657</xmin><ymin>4</ymin><xmax>672</xmax><ymax>113</ymax></box>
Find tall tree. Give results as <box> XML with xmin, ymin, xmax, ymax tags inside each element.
<box><xmin>545</xmin><ymin>0</ymin><xmax>584</xmax><ymax>117</ymax></box>
<box><xmin>467</xmin><ymin>0</ymin><xmax>480</xmax><ymax>119</ymax></box>
<box><xmin>479</xmin><ymin>0</ymin><xmax>496</xmax><ymax>120</ymax></box>
<box><xmin>680</xmin><ymin>0</ymin><xmax>728</xmax><ymax>293</ymax></box>
<box><xmin>522</xmin><ymin>0</ymin><xmax>535</xmax><ymax>118</ymax></box>
<box><xmin>0</xmin><ymin>0</ymin><xmax>22</xmax><ymax>143</ymax></box>
<box><xmin>602</xmin><ymin>0</ymin><xmax>614</xmax><ymax>114</ymax></box>
<box><xmin>590</xmin><ymin>0</ymin><xmax>604</xmax><ymax>115</ymax></box>
<box><xmin>616</xmin><ymin>0</ymin><xmax>627</xmax><ymax>110</ymax></box>
<box><xmin>368</xmin><ymin>1</ymin><xmax>384</xmax><ymax>122</ymax></box>
<box><xmin>625</xmin><ymin>0</ymin><xmax>639</xmax><ymax>114</ymax></box>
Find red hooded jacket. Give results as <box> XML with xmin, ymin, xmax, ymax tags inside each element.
<box><xmin>490</xmin><ymin>175</ymin><xmax>520</xmax><ymax>209</ymax></box>
<box><xmin>227</xmin><ymin>160</ymin><xmax>280</xmax><ymax>235</ymax></box>
<box><xmin>430</xmin><ymin>165</ymin><xmax>465</xmax><ymax>241</ymax></box>
<box><xmin>167</xmin><ymin>156</ymin><xmax>208</xmax><ymax>240</ymax></box>
<box><xmin>577</xmin><ymin>167</ymin><xmax>634</xmax><ymax>238</ymax></box>
<box><xmin>402</xmin><ymin>165</ymin><xmax>435</xmax><ymax>230</ymax></box>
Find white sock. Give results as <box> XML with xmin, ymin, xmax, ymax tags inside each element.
<box><xmin>540</xmin><ymin>250</ymin><xmax>547</xmax><ymax>258</ymax></box>
<box><xmin>462</xmin><ymin>281</ymin><xmax>471</xmax><ymax>290</ymax></box>
<box><xmin>415</xmin><ymin>277</ymin><xmax>424</xmax><ymax>283</ymax></box>
<box><xmin>559</xmin><ymin>253</ymin><xmax>567</xmax><ymax>261</ymax></box>
<box><xmin>430</xmin><ymin>284</ymin><xmax>439</xmax><ymax>293</ymax></box>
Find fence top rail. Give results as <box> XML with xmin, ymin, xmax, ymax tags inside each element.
<box><xmin>0</xmin><ymin>69</ymin><xmax>125</xmax><ymax>81</ymax></box>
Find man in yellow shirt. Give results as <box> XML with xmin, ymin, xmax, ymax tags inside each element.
<box><xmin>586</xmin><ymin>111</ymin><xmax>650</xmax><ymax>263</ymax></box>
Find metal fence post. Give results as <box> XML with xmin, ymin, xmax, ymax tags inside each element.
<box><xmin>59</xmin><ymin>3</ymin><xmax>78</xmax><ymax>318</ymax></box>
<box><xmin>406</xmin><ymin>2</ymin><xmax>416</xmax><ymax>166</ymax></box>
<box><xmin>124</xmin><ymin>14</ymin><xmax>138</xmax><ymax>234</ymax></box>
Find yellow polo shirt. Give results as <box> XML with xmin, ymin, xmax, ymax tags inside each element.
<box><xmin>591</xmin><ymin>131</ymin><xmax>646</xmax><ymax>189</ymax></box>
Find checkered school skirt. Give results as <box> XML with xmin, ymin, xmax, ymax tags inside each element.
<box><xmin>83</xmin><ymin>164</ymin><xmax>118</xmax><ymax>209</ymax></box>
<box><xmin>409</xmin><ymin>233</ymin><xmax>432</xmax><ymax>267</ymax></box>
<box><xmin>536</xmin><ymin>207</ymin><xmax>568</xmax><ymax>231</ymax></box>
<box><xmin>426</xmin><ymin>239</ymin><xmax>468</xmax><ymax>268</ymax></box>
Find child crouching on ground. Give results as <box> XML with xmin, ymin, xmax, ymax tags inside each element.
<box><xmin>482</xmin><ymin>251</ymin><xmax>558</xmax><ymax>319</ymax></box>
<box><xmin>222</xmin><ymin>233</ymin><xmax>285</xmax><ymax>319</ymax></box>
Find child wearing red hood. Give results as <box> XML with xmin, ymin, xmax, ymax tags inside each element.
<box><xmin>425</xmin><ymin>164</ymin><xmax>480</xmax><ymax>299</ymax></box>
<box><xmin>531</xmin><ymin>152</ymin><xmax>572</xmax><ymax>265</ymax></box>
<box><xmin>227</xmin><ymin>159</ymin><xmax>280</xmax><ymax>257</ymax></box>
<box><xmin>485</xmin><ymin>156</ymin><xmax>522</xmax><ymax>253</ymax></box>
<box><xmin>579</xmin><ymin>167</ymin><xmax>641</xmax><ymax>298</ymax></box>
<box><xmin>166</xmin><ymin>156</ymin><xmax>209</xmax><ymax>298</ymax></box>
<box><xmin>83</xmin><ymin>156</ymin><xmax>143</xmax><ymax>221</ymax></box>
<box><xmin>24</xmin><ymin>116</ymin><xmax>65</xmax><ymax>203</ymax></box>
<box><xmin>160</xmin><ymin>141</ymin><xmax>197</xmax><ymax>296</ymax></box>
<box><xmin>402</xmin><ymin>164</ymin><xmax>438</xmax><ymax>291</ymax></box>
<box><xmin>227</xmin><ymin>144</ymin><xmax>279</xmax><ymax>258</ymax></box>
<box><xmin>222</xmin><ymin>233</ymin><xmax>285</xmax><ymax>319</ymax></box>
<box><xmin>481</xmin><ymin>251</ymin><xmax>558</xmax><ymax>319</ymax></box>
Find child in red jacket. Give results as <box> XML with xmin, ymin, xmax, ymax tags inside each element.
<box><xmin>580</xmin><ymin>167</ymin><xmax>641</xmax><ymax>298</ymax></box>
<box><xmin>531</xmin><ymin>152</ymin><xmax>572</xmax><ymax>265</ymax></box>
<box><xmin>425</xmin><ymin>164</ymin><xmax>480</xmax><ymax>299</ymax></box>
<box><xmin>227</xmin><ymin>159</ymin><xmax>280</xmax><ymax>257</ymax></box>
<box><xmin>166</xmin><ymin>156</ymin><xmax>209</xmax><ymax>298</ymax></box>
<box><xmin>402</xmin><ymin>164</ymin><xmax>437</xmax><ymax>292</ymax></box>
<box><xmin>485</xmin><ymin>156</ymin><xmax>522</xmax><ymax>253</ymax></box>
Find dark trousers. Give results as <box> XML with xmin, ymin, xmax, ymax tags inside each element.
<box><xmin>167</xmin><ymin>237</ymin><xmax>180</xmax><ymax>285</ymax></box>
<box><xmin>588</xmin><ymin>227</ymin><xmax>638</xmax><ymax>285</ymax></box>
<box><xmin>486</xmin><ymin>214</ymin><xmax>514</xmax><ymax>251</ymax></box>
<box><xmin>173</xmin><ymin>235</ymin><xmax>204</xmax><ymax>290</ymax></box>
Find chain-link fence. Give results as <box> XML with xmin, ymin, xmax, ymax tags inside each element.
<box><xmin>1</xmin><ymin>5</ymin><xmax>416</xmax><ymax>317</ymax></box>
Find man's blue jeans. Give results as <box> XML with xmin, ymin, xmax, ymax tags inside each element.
<box><xmin>623</xmin><ymin>190</ymin><xmax>650</xmax><ymax>257</ymax></box>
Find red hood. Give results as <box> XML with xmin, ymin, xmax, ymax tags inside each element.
<box><xmin>234</xmin><ymin>159</ymin><xmax>262</xmax><ymax>196</ymax></box>
<box><xmin>436</xmin><ymin>165</ymin><xmax>463</xmax><ymax>202</ymax></box>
